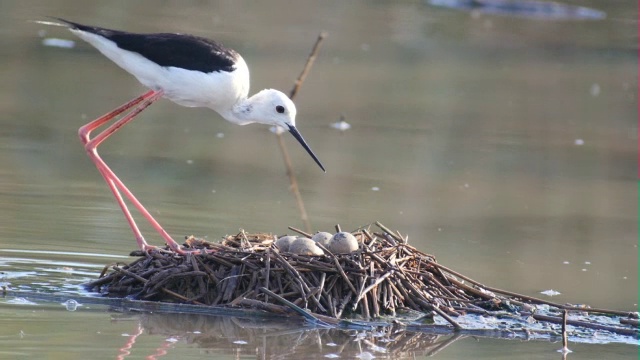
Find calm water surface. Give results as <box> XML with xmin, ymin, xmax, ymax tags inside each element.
<box><xmin>0</xmin><ymin>1</ymin><xmax>637</xmax><ymax>359</ymax></box>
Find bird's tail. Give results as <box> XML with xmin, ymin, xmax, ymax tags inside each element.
<box><xmin>31</xmin><ymin>19</ymin><xmax>66</xmax><ymax>27</ymax></box>
<box><xmin>31</xmin><ymin>17</ymin><xmax>81</xmax><ymax>29</ymax></box>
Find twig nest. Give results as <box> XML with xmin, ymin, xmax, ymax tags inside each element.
<box><xmin>289</xmin><ymin>237</ymin><xmax>324</xmax><ymax>256</ymax></box>
<box><xmin>311</xmin><ymin>232</ymin><xmax>332</xmax><ymax>247</ymax></box>
<box><xmin>275</xmin><ymin>235</ymin><xmax>297</xmax><ymax>252</ymax></box>
<box><xmin>328</xmin><ymin>232</ymin><xmax>359</xmax><ymax>254</ymax></box>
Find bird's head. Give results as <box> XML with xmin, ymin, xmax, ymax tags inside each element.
<box><xmin>250</xmin><ymin>89</ymin><xmax>325</xmax><ymax>172</ymax></box>
<box><xmin>249</xmin><ymin>89</ymin><xmax>297</xmax><ymax>127</ymax></box>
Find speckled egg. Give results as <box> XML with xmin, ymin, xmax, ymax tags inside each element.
<box><xmin>275</xmin><ymin>235</ymin><xmax>297</xmax><ymax>252</ymax></box>
<box><xmin>311</xmin><ymin>232</ymin><xmax>332</xmax><ymax>247</ymax></box>
<box><xmin>328</xmin><ymin>232</ymin><xmax>359</xmax><ymax>254</ymax></box>
<box><xmin>289</xmin><ymin>237</ymin><xmax>324</xmax><ymax>256</ymax></box>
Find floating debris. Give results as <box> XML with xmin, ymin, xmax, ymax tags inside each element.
<box><xmin>42</xmin><ymin>38</ymin><xmax>76</xmax><ymax>49</ymax></box>
<box><xmin>330</xmin><ymin>116</ymin><xmax>351</xmax><ymax>131</ymax></box>
<box><xmin>540</xmin><ymin>289</ymin><xmax>561</xmax><ymax>297</ymax></box>
<box><xmin>6</xmin><ymin>297</ymin><xmax>37</xmax><ymax>306</ymax></box>
<box><xmin>427</xmin><ymin>0</ymin><xmax>606</xmax><ymax>20</ymax></box>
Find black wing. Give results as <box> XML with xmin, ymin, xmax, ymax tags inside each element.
<box><xmin>56</xmin><ymin>18</ymin><xmax>239</xmax><ymax>73</ymax></box>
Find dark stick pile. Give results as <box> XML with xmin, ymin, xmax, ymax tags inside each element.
<box><xmin>85</xmin><ymin>223</ymin><xmax>639</xmax><ymax>335</ymax></box>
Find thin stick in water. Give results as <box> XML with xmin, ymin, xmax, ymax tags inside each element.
<box><xmin>276</xmin><ymin>32</ymin><xmax>328</xmax><ymax>234</ymax></box>
<box><xmin>561</xmin><ymin>309</ymin><xmax>569</xmax><ymax>352</ymax></box>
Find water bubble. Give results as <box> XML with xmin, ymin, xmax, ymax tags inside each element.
<box><xmin>63</xmin><ymin>299</ymin><xmax>79</xmax><ymax>311</ymax></box>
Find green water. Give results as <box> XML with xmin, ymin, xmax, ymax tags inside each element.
<box><xmin>0</xmin><ymin>1</ymin><xmax>637</xmax><ymax>358</ymax></box>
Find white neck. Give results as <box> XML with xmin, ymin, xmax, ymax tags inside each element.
<box><xmin>213</xmin><ymin>96</ymin><xmax>253</xmax><ymax>126</ymax></box>
<box><xmin>219</xmin><ymin>91</ymin><xmax>277</xmax><ymax>126</ymax></box>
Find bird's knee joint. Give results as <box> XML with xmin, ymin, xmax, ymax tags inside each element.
<box><xmin>78</xmin><ymin>127</ymin><xmax>90</xmax><ymax>144</ymax></box>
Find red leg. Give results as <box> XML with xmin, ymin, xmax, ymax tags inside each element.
<box><xmin>79</xmin><ymin>90</ymin><xmax>196</xmax><ymax>254</ymax></box>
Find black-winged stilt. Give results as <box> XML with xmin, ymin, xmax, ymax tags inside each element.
<box><xmin>45</xmin><ymin>19</ymin><xmax>325</xmax><ymax>254</ymax></box>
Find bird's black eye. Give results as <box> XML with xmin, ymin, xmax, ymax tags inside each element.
<box><xmin>276</xmin><ymin>105</ymin><xmax>285</xmax><ymax>114</ymax></box>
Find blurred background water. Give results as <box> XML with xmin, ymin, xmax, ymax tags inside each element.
<box><xmin>0</xmin><ymin>0</ymin><xmax>637</xmax><ymax>358</ymax></box>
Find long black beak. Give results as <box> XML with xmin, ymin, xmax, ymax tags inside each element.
<box><xmin>287</xmin><ymin>124</ymin><xmax>326</xmax><ymax>172</ymax></box>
